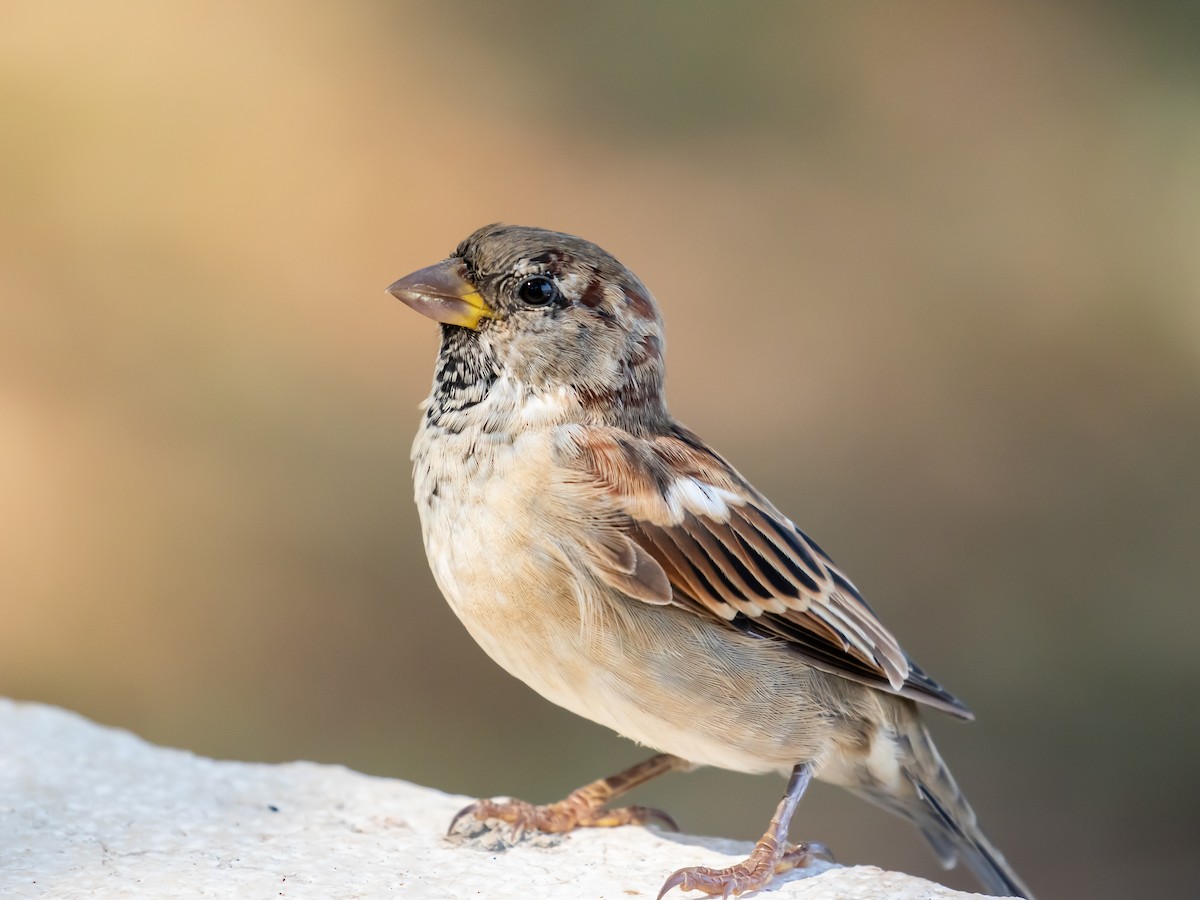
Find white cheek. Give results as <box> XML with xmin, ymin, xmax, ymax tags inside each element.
<box><xmin>556</xmin><ymin>271</ymin><xmax>588</xmax><ymax>298</ymax></box>
<box><xmin>518</xmin><ymin>385</ymin><xmax>574</xmax><ymax>426</ymax></box>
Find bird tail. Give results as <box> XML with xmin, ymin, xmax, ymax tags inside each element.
<box><xmin>852</xmin><ymin>718</ymin><xmax>1035</xmax><ymax>899</ymax></box>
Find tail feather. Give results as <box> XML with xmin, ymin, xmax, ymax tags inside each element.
<box><xmin>913</xmin><ymin>779</ymin><xmax>1032</xmax><ymax>899</ymax></box>
<box><xmin>854</xmin><ymin>718</ymin><xmax>1035</xmax><ymax>899</ymax></box>
<box><xmin>916</xmin><ymin>817</ymin><xmax>959</xmax><ymax>868</ymax></box>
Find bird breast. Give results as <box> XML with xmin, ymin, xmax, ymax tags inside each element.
<box><xmin>410</xmin><ymin>383</ymin><xmax>850</xmax><ymax>775</ymax></box>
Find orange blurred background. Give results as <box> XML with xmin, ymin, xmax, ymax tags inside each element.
<box><xmin>3</xmin><ymin>2</ymin><xmax>1198</xmax><ymax>897</ymax></box>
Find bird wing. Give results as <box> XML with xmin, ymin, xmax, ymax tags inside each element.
<box><xmin>556</xmin><ymin>423</ymin><xmax>972</xmax><ymax>719</ymax></box>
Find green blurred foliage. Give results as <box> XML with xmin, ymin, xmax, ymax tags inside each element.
<box><xmin>2</xmin><ymin>2</ymin><xmax>1198</xmax><ymax>897</ymax></box>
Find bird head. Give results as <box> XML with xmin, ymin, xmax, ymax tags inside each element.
<box><xmin>389</xmin><ymin>224</ymin><xmax>669</xmax><ymax>428</ymax></box>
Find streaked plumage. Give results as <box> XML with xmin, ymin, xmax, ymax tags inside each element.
<box><xmin>391</xmin><ymin>224</ymin><xmax>1033</xmax><ymax>898</ymax></box>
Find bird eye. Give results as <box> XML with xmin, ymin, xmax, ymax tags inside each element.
<box><xmin>517</xmin><ymin>276</ymin><xmax>559</xmax><ymax>307</ymax></box>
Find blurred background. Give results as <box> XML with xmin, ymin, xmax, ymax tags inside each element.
<box><xmin>3</xmin><ymin>1</ymin><xmax>1198</xmax><ymax>896</ymax></box>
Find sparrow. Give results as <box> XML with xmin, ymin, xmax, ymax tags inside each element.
<box><xmin>388</xmin><ymin>224</ymin><xmax>1033</xmax><ymax>899</ymax></box>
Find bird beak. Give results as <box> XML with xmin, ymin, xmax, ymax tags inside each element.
<box><xmin>386</xmin><ymin>259</ymin><xmax>493</xmax><ymax>330</ymax></box>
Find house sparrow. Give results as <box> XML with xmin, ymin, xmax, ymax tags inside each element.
<box><xmin>388</xmin><ymin>224</ymin><xmax>1033</xmax><ymax>899</ymax></box>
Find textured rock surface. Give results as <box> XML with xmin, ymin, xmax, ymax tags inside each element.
<box><xmin>0</xmin><ymin>699</ymin><xmax>1002</xmax><ymax>898</ymax></box>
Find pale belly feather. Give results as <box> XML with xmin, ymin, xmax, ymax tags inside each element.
<box><xmin>412</xmin><ymin>405</ymin><xmax>848</xmax><ymax>776</ymax></box>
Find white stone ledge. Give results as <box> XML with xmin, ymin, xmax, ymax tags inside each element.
<box><xmin>0</xmin><ymin>699</ymin><xmax>1002</xmax><ymax>898</ymax></box>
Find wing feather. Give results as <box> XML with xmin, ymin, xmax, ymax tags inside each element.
<box><xmin>558</xmin><ymin>423</ymin><xmax>972</xmax><ymax>719</ymax></box>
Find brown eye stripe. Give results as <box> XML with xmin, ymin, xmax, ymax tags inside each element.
<box><xmin>578</xmin><ymin>275</ymin><xmax>607</xmax><ymax>309</ymax></box>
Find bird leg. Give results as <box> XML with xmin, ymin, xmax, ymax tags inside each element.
<box><xmin>658</xmin><ymin>763</ymin><xmax>830</xmax><ymax>898</ymax></box>
<box><xmin>450</xmin><ymin>752</ymin><xmax>688</xmax><ymax>840</ymax></box>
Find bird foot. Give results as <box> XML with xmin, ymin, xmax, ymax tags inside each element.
<box><xmin>449</xmin><ymin>755</ymin><xmax>686</xmax><ymax>845</ymax></box>
<box><xmin>657</xmin><ymin>841</ymin><xmax>832</xmax><ymax>898</ymax></box>
<box><xmin>449</xmin><ymin>794</ymin><xmax>677</xmax><ymax>843</ymax></box>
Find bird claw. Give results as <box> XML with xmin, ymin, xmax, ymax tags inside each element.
<box><xmin>781</xmin><ymin>841</ymin><xmax>833</xmax><ymax>867</ymax></box>
<box><xmin>642</xmin><ymin>805</ymin><xmax>681</xmax><ymax>832</ymax></box>
<box><xmin>657</xmin><ymin>841</ymin><xmax>828</xmax><ymax>898</ymax></box>
<box><xmin>448</xmin><ymin>797</ymin><xmax>545</xmax><ymax>840</ymax></box>
<box><xmin>448</xmin><ymin>796</ymin><xmax>677</xmax><ymax>841</ymax></box>
<box><xmin>657</xmin><ymin>865</ymin><xmax>741</xmax><ymax>900</ymax></box>
<box><xmin>448</xmin><ymin>800</ymin><xmax>481</xmax><ymax>836</ymax></box>
<box><xmin>586</xmin><ymin>802</ymin><xmax>679</xmax><ymax>832</ymax></box>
